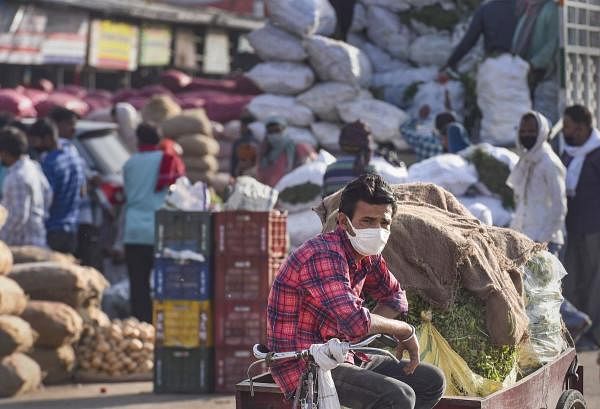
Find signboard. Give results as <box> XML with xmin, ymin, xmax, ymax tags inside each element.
<box><xmin>203</xmin><ymin>28</ymin><xmax>230</xmax><ymax>75</ymax></box>
<box><xmin>174</xmin><ymin>28</ymin><xmax>198</xmax><ymax>70</ymax></box>
<box><xmin>139</xmin><ymin>25</ymin><xmax>172</xmax><ymax>66</ymax></box>
<box><xmin>89</xmin><ymin>19</ymin><xmax>139</xmax><ymax>71</ymax></box>
<box><xmin>41</xmin><ymin>9</ymin><xmax>88</xmax><ymax>65</ymax></box>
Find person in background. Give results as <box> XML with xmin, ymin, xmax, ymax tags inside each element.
<box><xmin>111</xmin><ymin>102</ymin><xmax>140</xmax><ymax>153</ymax></box>
<box><xmin>560</xmin><ymin>105</ymin><xmax>600</xmax><ymax>350</ymax></box>
<box><xmin>28</xmin><ymin>118</ymin><xmax>84</xmax><ymax>254</ymax></box>
<box><xmin>0</xmin><ymin>127</ymin><xmax>51</xmax><ymax>247</ymax></box>
<box><xmin>512</xmin><ymin>0</ymin><xmax>560</xmax><ymax>123</ymax></box>
<box><xmin>323</xmin><ymin>120</ymin><xmax>376</xmax><ymax>197</ymax></box>
<box><xmin>123</xmin><ymin>123</ymin><xmax>184</xmax><ymax>323</ymax></box>
<box><xmin>329</xmin><ymin>0</ymin><xmax>358</xmax><ymax>41</ymax></box>
<box><xmin>257</xmin><ymin>117</ymin><xmax>316</xmax><ymax>187</ymax></box>
<box><xmin>231</xmin><ymin>112</ymin><xmax>259</xmax><ymax>177</ymax></box>
<box><xmin>400</xmin><ymin>105</ymin><xmax>444</xmax><ymax>162</ymax></box>
<box><xmin>435</xmin><ymin>112</ymin><xmax>471</xmax><ymax>154</ymax></box>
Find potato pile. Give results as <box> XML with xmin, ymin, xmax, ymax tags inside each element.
<box><xmin>77</xmin><ymin>319</ymin><xmax>154</xmax><ymax>377</ymax></box>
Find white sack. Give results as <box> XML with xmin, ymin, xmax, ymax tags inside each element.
<box><xmin>366</xmin><ymin>6</ymin><xmax>412</xmax><ymax>60</ymax></box>
<box><xmin>297</xmin><ymin>82</ymin><xmax>360</xmax><ymax>122</ymax></box>
<box><xmin>361</xmin><ymin>0</ymin><xmax>410</xmax><ymax>12</ymax></box>
<box><xmin>407</xmin><ymin>154</ymin><xmax>478</xmax><ymax>196</ymax></box>
<box><xmin>348</xmin><ymin>35</ymin><xmax>409</xmax><ymax>73</ymax></box>
<box><xmin>247</xmin><ymin>95</ymin><xmax>315</xmax><ymax>127</ymax></box>
<box><xmin>350</xmin><ymin>2</ymin><xmax>368</xmax><ymax>32</ymax></box>
<box><xmin>337</xmin><ymin>99</ymin><xmax>408</xmax><ymax>146</ymax></box>
<box><xmin>410</xmin><ymin>20</ymin><xmax>439</xmax><ymax>36</ymax></box>
<box><xmin>266</xmin><ymin>0</ymin><xmax>337</xmax><ymax>37</ymax></box>
<box><xmin>477</xmin><ymin>54</ymin><xmax>531</xmax><ymax>146</ymax></box>
<box><xmin>247</xmin><ymin>62</ymin><xmax>315</xmax><ymax>95</ymax></box>
<box><xmin>459</xmin><ymin>143</ymin><xmax>520</xmax><ymax>170</ymax></box>
<box><xmin>410</xmin><ymin>80</ymin><xmax>465</xmax><ymax>121</ymax></box>
<box><xmin>288</xmin><ymin>210</ymin><xmax>323</xmax><ymax>249</ymax></box>
<box><xmin>288</xmin><ymin>127</ymin><xmax>319</xmax><ymax>147</ymax></box>
<box><xmin>248</xmin><ymin>121</ymin><xmax>266</xmax><ymax>141</ymax></box>
<box><xmin>409</xmin><ymin>34</ymin><xmax>453</xmax><ymax>67</ymax></box>
<box><xmin>311</xmin><ymin>122</ymin><xmax>341</xmax><ymax>152</ymax></box>
<box><xmin>372</xmin><ymin>66</ymin><xmax>438</xmax><ymax>88</ymax></box>
<box><xmin>247</xmin><ymin>24</ymin><xmax>307</xmax><ymax>62</ymax></box>
<box><xmin>305</xmin><ymin>35</ymin><xmax>372</xmax><ymax>87</ymax></box>
<box><xmin>370</xmin><ymin>157</ymin><xmax>408</xmax><ymax>184</ymax></box>
<box><xmin>464</xmin><ymin>202</ymin><xmax>494</xmax><ymax>226</ymax></box>
<box><xmin>224</xmin><ymin>176</ymin><xmax>279</xmax><ymax>212</ymax></box>
<box><xmin>457</xmin><ymin>195</ymin><xmax>513</xmax><ymax>227</ymax></box>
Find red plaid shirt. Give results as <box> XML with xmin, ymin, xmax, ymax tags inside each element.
<box><xmin>267</xmin><ymin>227</ymin><xmax>408</xmax><ymax>398</ymax></box>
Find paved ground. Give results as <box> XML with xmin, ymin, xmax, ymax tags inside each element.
<box><xmin>1</xmin><ymin>352</ymin><xmax>597</xmax><ymax>409</ymax></box>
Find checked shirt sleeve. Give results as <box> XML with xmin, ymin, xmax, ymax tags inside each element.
<box><xmin>304</xmin><ymin>251</ymin><xmax>371</xmax><ymax>341</ymax></box>
<box><xmin>363</xmin><ymin>256</ymin><xmax>409</xmax><ymax>314</ymax></box>
<box><xmin>0</xmin><ymin>174</ymin><xmax>31</xmax><ymax>242</ymax></box>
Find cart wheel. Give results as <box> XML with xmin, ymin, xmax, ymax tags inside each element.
<box><xmin>556</xmin><ymin>390</ymin><xmax>586</xmax><ymax>409</ymax></box>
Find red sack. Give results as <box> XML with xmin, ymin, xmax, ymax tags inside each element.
<box><xmin>86</xmin><ymin>90</ymin><xmax>113</xmax><ymax>100</ymax></box>
<box><xmin>35</xmin><ymin>93</ymin><xmax>90</xmax><ymax>118</ymax></box>
<box><xmin>160</xmin><ymin>70</ymin><xmax>192</xmax><ymax>92</ymax></box>
<box><xmin>233</xmin><ymin>75</ymin><xmax>263</xmax><ymax>95</ymax></box>
<box><xmin>0</xmin><ymin>89</ymin><xmax>37</xmax><ymax>118</ymax></box>
<box><xmin>176</xmin><ymin>95</ymin><xmax>206</xmax><ymax>110</ymax></box>
<box><xmin>83</xmin><ymin>95</ymin><xmax>113</xmax><ymax>113</ymax></box>
<box><xmin>112</xmin><ymin>89</ymin><xmax>139</xmax><ymax>103</ymax></box>
<box><xmin>137</xmin><ymin>85</ymin><xmax>173</xmax><ymax>98</ymax></box>
<box><xmin>201</xmin><ymin>92</ymin><xmax>254</xmax><ymax>123</ymax></box>
<box><xmin>33</xmin><ymin>79</ymin><xmax>55</xmax><ymax>93</ymax></box>
<box><xmin>124</xmin><ymin>96</ymin><xmax>149</xmax><ymax>110</ymax></box>
<box><xmin>183</xmin><ymin>77</ymin><xmax>237</xmax><ymax>93</ymax></box>
<box><xmin>20</xmin><ymin>88</ymin><xmax>49</xmax><ymax>106</ymax></box>
<box><xmin>56</xmin><ymin>85</ymin><xmax>87</xmax><ymax>98</ymax></box>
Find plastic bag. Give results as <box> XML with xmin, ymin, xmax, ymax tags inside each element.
<box><xmin>407</xmin><ymin>154</ymin><xmax>478</xmax><ymax>196</ymax></box>
<box><xmin>164</xmin><ymin>177</ymin><xmax>211</xmax><ymax>211</ymax></box>
<box><xmin>366</xmin><ymin>6</ymin><xmax>412</xmax><ymax>60</ymax></box>
<box><xmin>224</xmin><ymin>176</ymin><xmax>279</xmax><ymax>212</ymax></box>
<box><xmin>247</xmin><ymin>94</ymin><xmax>315</xmax><ymax>127</ymax></box>
<box><xmin>246</xmin><ymin>62</ymin><xmax>315</xmax><ymax>95</ymax></box>
<box><xmin>247</xmin><ymin>24</ymin><xmax>307</xmax><ymax>62</ymax></box>
<box><xmin>266</xmin><ymin>0</ymin><xmax>337</xmax><ymax>37</ymax></box>
<box><xmin>296</xmin><ymin>82</ymin><xmax>360</xmax><ymax>122</ymax></box>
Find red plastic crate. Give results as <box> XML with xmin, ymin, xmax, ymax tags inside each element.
<box><xmin>214</xmin><ymin>301</ymin><xmax>267</xmax><ymax>348</ymax></box>
<box><xmin>214</xmin><ymin>256</ymin><xmax>283</xmax><ymax>303</ymax></box>
<box><xmin>215</xmin><ymin>347</ymin><xmax>265</xmax><ymax>394</ymax></box>
<box><xmin>214</xmin><ymin>211</ymin><xmax>288</xmax><ymax>258</ymax></box>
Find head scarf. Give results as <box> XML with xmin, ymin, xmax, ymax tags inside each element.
<box><xmin>339</xmin><ymin>121</ymin><xmax>374</xmax><ymax>175</ymax></box>
<box><xmin>260</xmin><ymin>121</ymin><xmax>296</xmax><ymax>171</ymax></box>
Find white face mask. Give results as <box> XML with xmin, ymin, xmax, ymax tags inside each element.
<box><xmin>345</xmin><ymin>217</ymin><xmax>390</xmax><ymax>256</ymax></box>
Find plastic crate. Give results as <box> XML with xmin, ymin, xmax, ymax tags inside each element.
<box><xmin>214</xmin><ymin>256</ymin><xmax>283</xmax><ymax>303</ymax></box>
<box><xmin>214</xmin><ymin>301</ymin><xmax>267</xmax><ymax>348</ymax></box>
<box><xmin>214</xmin><ymin>211</ymin><xmax>288</xmax><ymax>258</ymax></box>
<box><xmin>154</xmin><ymin>347</ymin><xmax>214</xmax><ymax>394</ymax></box>
<box><xmin>215</xmin><ymin>347</ymin><xmax>264</xmax><ymax>394</ymax></box>
<box><xmin>155</xmin><ymin>210</ymin><xmax>212</xmax><ymax>256</ymax></box>
<box><xmin>153</xmin><ymin>257</ymin><xmax>212</xmax><ymax>301</ymax></box>
<box><xmin>153</xmin><ymin>300</ymin><xmax>213</xmax><ymax>348</ymax></box>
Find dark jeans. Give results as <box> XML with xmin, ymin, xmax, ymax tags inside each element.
<box><xmin>125</xmin><ymin>244</ymin><xmax>154</xmax><ymax>323</ymax></box>
<box><xmin>332</xmin><ymin>356</ymin><xmax>445</xmax><ymax>409</ymax></box>
<box><xmin>76</xmin><ymin>224</ymin><xmax>103</xmax><ymax>272</ymax></box>
<box><xmin>47</xmin><ymin>230</ymin><xmax>78</xmax><ymax>255</ymax></box>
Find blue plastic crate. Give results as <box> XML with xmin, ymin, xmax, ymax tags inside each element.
<box><xmin>153</xmin><ymin>257</ymin><xmax>213</xmax><ymax>301</ymax></box>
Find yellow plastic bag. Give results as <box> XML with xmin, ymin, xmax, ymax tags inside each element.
<box><xmin>416</xmin><ymin>311</ymin><xmax>515</xmax><ymax>397</ymax></box>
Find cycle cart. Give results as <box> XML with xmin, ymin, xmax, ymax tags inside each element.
<box><xmin>236</xmin><ymin>341</ymin><xmax>585</xmax><ymax>409</ymax></box>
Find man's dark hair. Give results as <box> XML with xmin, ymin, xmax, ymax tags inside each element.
<box><xmin>29</xmin><ymin>118</ymin><xmax>58</xmax><ymax>140</ymax></box>
<box><xmin>564</xmin><ymin>105</ymin><xmax>593</xmax><ymax>128</ymax></box>
<box><xmin>434</xmin><ymin>112</ymin><xmax>456</xmax><ymax>133</ymax></box>
<box><xmin>0</xmin><ymin>112</ymin><xmax>15</xmax><ymax>129</ymax></box>
<box><xmin>339</xmin><ymin>174</ymin><xmax>397</xmax><ymax>219</ymax></box>
<box><xmin>49</xmin><ymin>107</ymin><xmax>78</xmax><ymax>124</ymax></box>
<box><xmin>0</xmin><ymin>126</ymin><xmax>28</xmax><ymax>157</ymax></box>
<box><xmin>136</xmin><ymin>122</ymin><xmax>162</xmax><ymax>145</ymax></box>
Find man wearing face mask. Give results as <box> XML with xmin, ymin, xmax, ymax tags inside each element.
<box><xmin>256</xmin><ymin>117</ymin><xmax>316</xmax><ymax>187</ymax></box>
<box><xmin>267</xmin><ymin>174</ymin><xmax>445</xmax><ymax>409</ymax></box>
<box><xmin>560</xmin><ymin>105</ymin><xmax>600</xmax><ymax>350</ymax></box>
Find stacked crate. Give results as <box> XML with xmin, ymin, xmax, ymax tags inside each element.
<box><xmin>153</xmin><ymin>210</ymin><xmax>214</xmax><ymax>394</ymax></box>
<box><xmin>213</xmin><ymin>211</ymin><xmax>288</xmax><ymax>393</ymax></box>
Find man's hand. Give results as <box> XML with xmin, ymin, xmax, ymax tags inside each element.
<box><xmin>396</xmin><ymin>334</ymin><xmax>420</xmax><ymax>375</ymax></box>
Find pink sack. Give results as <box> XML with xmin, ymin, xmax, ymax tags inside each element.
<box><xmin>19</xmin><ymin>88</ymin><xmax>49</xmax><ymax>106</ymax></box>
<box><xmin>56</xmin><ymin>85</ymin><xmax>87</xmax><ymax>98</ymax></box>
<box><xmin>35</xmin><ymin>92</ymin><xmax>90</xmax><ymax>118</ymax></box>
<box><xmin>0</xmin><ymin>89</ymin><xmax>37</xmax><ymax>118</ymax></box>
<box><xmin>161</xmin><ymin>70</ymin><xmax>192</xmax><ymax>92</ymax></box>
<box><xmin>183</xmin><ymin>77</ymin><xmax>237</xmax><ymax>93</ymax></box>
<box><xmin>112</xmin><ymin>89</ymin><xmax>139</xmax><ymax>103</ymax></box>
<box><xmin>137</xmin><ymin>85</ymin><xmax>173</xmax><ymax>98</ymax></box>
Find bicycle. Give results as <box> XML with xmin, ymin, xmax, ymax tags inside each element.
<box><xmin>247</xmin><ymin>334</ymin><xmax>400</xmax><ymax>409</ymax></box>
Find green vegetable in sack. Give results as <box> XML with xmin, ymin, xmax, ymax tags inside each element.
<box><xmin>467</xmin><ymin>148</ymin><xmax>515</xmax><ymax>209</ymax></box>
<box><xmin>279</xmin><ymin>183</ymin><xmax>322</xmax><ymax>205</ymax></box>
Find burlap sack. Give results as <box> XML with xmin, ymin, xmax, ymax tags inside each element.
<box><xmin>160</xmin><ymin>109</ymin><xmax>213</xmax><ymax>139</ymax></box>
<box><xmin>0</xmin><ymin>241</ymin><xmax>13</xmax><ymax>276</ymax></box>
<box><xmin>9</xmin><ymin>262</ymin><xmax>108</xmax><ymax>309</ymax></box>
<box><xmin>314</xmin><ymin>183</ymin><xmax>539</xmax><ymax>346</ymax></box>
<box><xmin>28</xmin><ymin>345</ymin><xmax>75</xmax><ymax>385</ymax></box>
<box><xmin>0</xmin><ymin>276</ymin><xmax>27</xmax><ymax>316</ymax></box>
<box><xmin>0</xmin><ymin>316</ymin><xmax>37</xmax><ymax>357</ymax></box>
<box><xmin>141</xmin><ymin>95</ymin><xmax>181</xmax><ymax>124</ymax></box>
<box><xmin>0</xmin><ymin>353</ymin><xmax>42</xmax><ymax>397</ymax></box>
<box><xmin>184</xmin><ymin>155</ymin><xmax>219</xmax><ymax>173</ymax></box>
<box><xmin>78</xmin><ymin>307</ymin><xmax>110</xmax><ymax>328</ymax></box>
<box><xmin>177</xmin><ymin>134</ymin><xmax>220</xmax><ymax>156</ymax></box>
<box><xmin>10</xmin><ymin>246</ymin><xmax>77</xmax><ymax>265</ymax></box>
<box><xmin>21</xmin><ymin>301</ymin><xmax>83</xmax><ymax>348</ymax></box>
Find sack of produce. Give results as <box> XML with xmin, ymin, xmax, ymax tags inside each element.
<box><xmin>28</xmin><ymin>345</ymin><xmax>75</xmax><ymax>385</ymax></box>
<box><xmin>0</xmin><ymin>90</ymin><xmax>37</xmax><ymax>117</ymax></box>
<box><xmin>177</xmin><ymin>134</ymin><xmax>219</xmax><ymax>156</ymax></box>
<box><xmin>21</xmin><ymin>301</ymin><xmax>83</xmax><ymax>348</ymax></box>
<box><xmin>10</xmin><ymin>246</ymin><xmax>77</xmax><ymax>265</ymax></box>
<box><xmin>408</xmin><ymin>34</ymin><xmax>453</xmax><ymax>67</ymax></box>
<box><xmin>361</xmin><ymin>0</ymin><xmax>410</xmax><ymax>12</ymax></box>
<box><xmin>305</xmin><ymin>35</ymin><xmax>372</xmax><ymax>87</ymax></box>
<box><xmin>224</xmin><ymin>176</ymin><xmax>279</xmax><ymax>212</ymax></box>
<box><xmin>372</xmin><ymin>66</ymin><xmax>438</xmax><ymax>89</ymax></box>
<box><xmin>0</xmin><ymin>353</ymin><xmax>41</xmax><ymax>397</ymax></box>
<box><xmin>366</xmin><ymin>6</ymin><xmax>412</xmax><ymax>60</ymax></box>
<box><xmin>266</xmin><ymin>0</ymin><xmax>336</xmax><ymax>37</ymax></box>
<box><xmin>160</xmin><ymin>109</ymin><xmax>213</xmax><ymax>139</ymax></box>
<box><xmin>337</xmin><ymin>99</ymin><xmax>407</xmax><ymax>146</ymax></box>
<box><xmin>35</xmin><ymin>92</ymin><xmax>89</xmax><ymax>118</ymax></box>
<box><xmin>78</xmin><ymin>307</ymin><xmax>111</xmax><ymax>328</ymax></box>
<box><xmin>141</xmin><ymin>95</ymin><xmax>182</xmax><ymax>124</ymax></box>
<box><xmin>160</xmin><ymin>70</ymin><xmax>192</xmax><ymax>92</ymax></box>
<box><xmin>184</xmin><ymin>156</ymin><xmax>219</xmax><ymax>173</ymax></box>
<box><xmin>9</xmin><ymin>262</ymin><xmax>108</xmax><ymax>309</ymax></box>
<box><xmin>408</xmin><ymin>80</ymin><xmax>465</xmax><ymax>122</ymax></box>
<box><xmin>247</xmin><ymin>95</ymin><xmax>314</xmax><ymax>127</ymax></box>
<box><xmin>0</xmin><ymin>316</ymin><xmax>37</xmax><ymax>357</ymax></box>
<box><xmin>287</xmin><ymin>127</ymin><xmax>318</xmax><ymax>148</ymax></box>
<box><xmin>370</xmin><ymin>157</ymin><xmax>408</xmax><ymax>185</ymax></box>
<box><xmin>247</xmin><ymin>24</ymin><xmax>307</xmax><ymax>62</ymax></box>
<box><xmin>407</xmin><ymin>154</ymin><xmax>478</xmax><ymax>196</ymax></box>
<box><xmin>287</xmin><ymin>210</ymin><xmax>323</xmax><ymax>249</ymax></box>
<box><xmin>77</xmin><ymin>318</ymin><xmax>155</xmax><ymax>378</ymax></box>
<box><xmin>347</xmin><ymin>35</ymin><xmax>407</xmax><ymax>74</ymax></box>
<box><xmin>457</xmin><ymin>196</ymin><xmax>513</xmax><ymax>227</ymax></box>
<box><xmin>247</xmin><ymin>62</ymin><xmax>315</xmax><ymax>96</ymax></box>
<box><xmin>0</xmin><ymin>276</ymin><xmax>27</xmax><ymax>316</ymax></box>
<box><xmin>311</xmin><ymin>122</ymin><xmax>341</xmax><ymax>153</ymax></box>
<box><xmin>296</xmin><ymin>82</ymin><xmax>360</xmax><ymax>122</ymax></box>
<box><xmin>0</xmin><ymin>241</ymin><xmax>13</xmax><ymax>276</ymax></box>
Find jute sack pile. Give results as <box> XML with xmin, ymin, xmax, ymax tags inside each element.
<box><xmin>9</xmin><ymin>246</ymin><xmax>77</xmax><ymax>265</ymax></box>
<box><xmin>27</xmin><ymin>345</ymin><xmax>76</xmax><ymax>385</ymax></box>
<box><xmin>0</xmin><ymin>353</ymin><xmax>41</xmax><ymax>397</ymax></box>
<box><xmin>0</xmin><ymin>276</ymin><xmax>27</xmax><ymax>315</ymax></box>
<box><xmin>141</xmin><ymin>95</ymin><xmax>182</xmax><ymax>124</ymax></box>
<box><xmin>0</xmin><ymin>316</ymin><xmax>37</xmax><ymax>357</ymax></box>
<box><xmin>21</xmin><ymin>301</ymin><xmax>83</xmax><ymax>348</ymax></box>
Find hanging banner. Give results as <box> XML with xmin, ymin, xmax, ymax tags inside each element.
<box><xmin>139</xmin><ymin>25</ymin><xmax>172</xmax><ymax>66</ymax></box>
<box><xmin>174</xmin><ymin>28</ymin><xmax>198</xmax><ymax>70</ymax></box>
<box><xmin>41</xmin><ymin>9</ymin><xmax>88</xmax><ymax>65</ymax></box>
<box><xmin>203</xmin><ymin>28</ymin><xmax>230</xmax><ymax>75</ymax></box>
<box><xmin>89</xmin><ymin>19</ymin><xmax>139</xmax><ymax>71</ymax></box>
